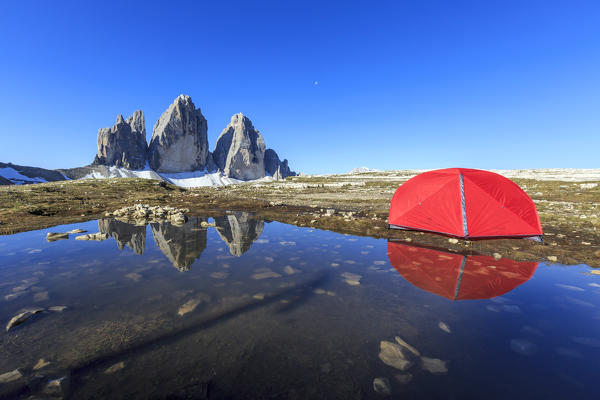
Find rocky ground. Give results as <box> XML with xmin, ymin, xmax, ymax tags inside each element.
<box><xmin>0</xmin><ymin>171</ymin><xmax>599</xmax><ymax>266</ymax></box>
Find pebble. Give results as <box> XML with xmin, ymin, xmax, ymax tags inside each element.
<box><xmin>420</xmin><ymin>357</ymin><xmax>448</xmax><ymax>374</ymax></box>
<box><xmin>589</xmin><ymin>270</ymin><xmax>600</xmax><ymax>275</ymax></box>
<box><xmin>33</xmin><ymin>358</ymin><xmax>50</xmax><ymax>370</ymax></box>
<box><xmin>330</xmin><ymin>263</ymin><xmax>340</xmax><ymax>267</ymax></box>
<box><xmin>314</xmin><ymin>289</ymin><xmax>326</xmax><ymax>295</ymax></box>
<box><xmin>251</xmin><ymin>271</ymin><xmax>282</xmax><ymax>280</ymax></box>
<box><xmin>373</xmin><ymin>377</ymin><xmax>392</xmax><ymax>396</ymax></box>
<box><xmin>547</xmin><ymin>256</ymin><xmax>558</xmax><ymax>262</ymax></box>
<box><xmin>105</xmin><ymin>361</ymin><xmax>125</xmax><ymax>374</ymax></box>
<box><xmin>493</xmin><ymin>253</ymin><xmax>502</xmax><ymax>260</ymax></box>
<box><xmin>252</xmin><ymin>293</ymin><xmax>265</xmax><ymax>300</ymax></box>
<box><xmin>448</xmin><ymin>238</ymin><xmax>458</xmax><ymax>244</ymax></box>
<box><xmin>341</xmin><ymin>272</ymin><xmax>362</xmax><ymax>286</ymax></box>
<box><xmin>438</xmin><ymin>321</ymin><xmax>452</xmax><ymax>334</ymax></box>
<box><xmin>178</xmin><ymin>294</ymin><xmax>210</xmax><ymax>316</ymax></box>
<box><xmin>283</xmin><ymin>265</ymin><xmax>300</xmax><ymax>275</ymax></box>
<box><xmin>48</xmin><ymin>305</ymin><xmax>67</xmax><ymax>312</ymax></box>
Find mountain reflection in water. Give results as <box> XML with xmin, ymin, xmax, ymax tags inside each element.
<box><xmin>387</xmin><ymin>240</ymin><xmax>538</xmax><ymax>300</ymax></box>
<box><xmin>98</xmin><ymin>212</ymin><xmax>262</xmax><ymax>271</ymax></box>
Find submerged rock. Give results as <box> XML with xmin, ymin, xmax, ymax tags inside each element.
<box><xmin>394</xmin><ymin>336</ymin><xmax>420</xmax><ymax>357</ymax></box>
<box><xmin>67</xmin><ymin>228</ymin><xmax>87</xmax><ymax>234</ymax></box>
<box><xmin>438</xmin><ymin>321</ymin><xmax>452</xmax><ymax>334</ymax></box>
<box><xmin>105</xmin><ymin>361</ymin><xmax>125</xmax><ymax>374</ymax></box>
<box><xmin>394</xmin><ymin>373</ymin><xmax>413</xmax><ymax>384</ymax></box>
<box><xmin>0</xmin><ymin>369</ymin><xmax>23</xmax><ymax>383</ymax></box>
<box><xmin>420</xmin><ymin>357</ymin><xmax>448</xmax><ymax>374</ymax></box>
<box><xmin>33</xmin><ymin>358</ymin><xmax>51</xmax><ymax>370</ymax></box>
<box><xmin>341</xmin><ymin>272</ymin><xmax>362</xmax><ymax>286</ymax></box>
<box><xmin>6</xmin><ymin>307</ymin><xmax>44</xmax><ymax>331</ymax></box>
<box><xmin>373</xmin><ymin>377</ymin><xmax>392</xmax><ymax>396</ymax></box>
<box><xmin>378</xmin><ymin>340</ymin><xmax>413</xmax><ymax>371</ymax></box>
<box><xmin>48</xmin><ymin>305</ymin><xmax>67</xmax><ymax>312</ymax></box>
<box><xmin>178</xmin><ymin>294</ymin><xmax>210</xmax><ymax>316</ymax></box>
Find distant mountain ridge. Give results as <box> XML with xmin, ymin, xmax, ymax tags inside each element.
<box><xmin>0</xmin><ymin>94</ymin><xmax>297</xmax><ymax>187</ymax></box>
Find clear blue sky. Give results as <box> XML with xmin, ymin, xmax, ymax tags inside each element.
<box><xmin>0</xmin><ymin>1</ymin><xmax>598</xmax><ymax>174</ymax></box>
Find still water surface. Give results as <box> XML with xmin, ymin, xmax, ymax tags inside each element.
<box><xmin>1</xmin><ymin>212</ymin><xmax>599</xmax><ymax>399</ymax></box>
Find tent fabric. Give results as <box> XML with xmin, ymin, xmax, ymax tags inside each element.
<box><xmin>387</xmin><ymin>241</ymin><xmax>538</xmax><ymax>300</ymax></box>
<box><xmin>389</xmin><ymin>168</ymin><xmax>543</xmax><ymax>239</ymax></box>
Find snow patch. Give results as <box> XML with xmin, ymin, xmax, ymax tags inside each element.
<box><xmin>0</xmin><ymin>167</ymin><xmax>48</xmax><ymax>184</ymax></box>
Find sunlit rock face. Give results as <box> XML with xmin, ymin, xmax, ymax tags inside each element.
<box><xmin>93</xmin><ymin>111</ymin><xmax>147</xmax><ymax>170</ymax></box>
<box><xmin>150</xmin><ymin>217</ymin><xmax>208</xmax><ymax>271</ymax></box>
<box><xmin>214</xmin><ymin>211</ymin><xmax>264</xmax><ymax>256</ymax></box>
<box><xmin>213</xmin><ymin>114</ymin><xmax>266</xmax><ymax>180</ymax></box>
<box><xmin>98</xmin><ymin>218</ymin><xmax>146</xmax><ymax>255</ymax></box>
<box><xmin>148</xmin><ymin>95</ymin><xmax>209</xmax><ymax>173</ymax></box>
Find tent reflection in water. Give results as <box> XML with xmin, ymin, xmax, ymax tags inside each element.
<box><xmin>387</xmin><ymin>241</ymin><xmax>538</xmax><ymax>300</ymax></box>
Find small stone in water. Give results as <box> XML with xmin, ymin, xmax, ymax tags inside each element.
<box><xmin>105</xmin><ymin>361</ymin><xmax>125</xmax><ymax>374</ymax></box>
<box><xmin>283</xmin><ymin>265</ymin><xmax>300</xmax><ymax>275</ymax></box>
<box><xmin>125</xmin><ymin>272</ymin><xmax>142</xmax><ymax>282</ymax></box>
<box><xmin>438</xmin><ymin>321</ymin><xmax>451</xmax><ymax>334</ymax></box>
<box><xmin>547</xmin><ymin>256</ymin><xmax>558</xmax><ymax>262</ymax></box>
<box><xmin>314</xmin><ymin>289</ymin><xmax>326</xmax><ymax>295</ymax></box>
<box><xmin>34</xmin><ymin>291</ymin><xmax>49</xmax><ymax>302</ymax></box>
<box><xmin>210</xmin><ymin>272</ymin><xmax>229</xmax><ymax>279</ymax></box>
<box><xmin>48</xmin><ymin>305</ymin><xmax>67</xmax><ymax>312</ymax></box>
<box><xmin>394</xmin><ymin>373</ymin><xmax>413</xmax><ymax>384</ymax></box>
<box><xmin>253</xmin><ymin>293</ymin><xmax>265</xmax><ymax>300</ymax></box>
<box><xmin>6</xmin><ymin>307</ymin><xmax>44</xmax><ymax>331</ymax></box>
<box><xmin>421</xmin><ymin>357</ymin><xmax>448</xmax><ymax>374</ymax></box>
<box><xmin>373</xmin><ymin>377</ymin><xmax>392</xmax><ymax>396</ymax></box>
<box><xmin>0</xmin><ymin>369</ymin><xmax>22</xmax><ymax>383</ymax></box>
<box><xmin>394</xmin><ymin>336</ymin><xmax>420</xmax><ymax>356</ymax></box>
<box><xmin>251</xmin><ymin>271</ymin><xmax>282</xmax><ymax>280</ymax></box>
<box><xmin>33</xmin><ymin>358</ymin><xmax>50</xmax><ymax>370</ymax></box>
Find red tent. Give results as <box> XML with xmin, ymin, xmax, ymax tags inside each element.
<box><xmin>388</xmin><ymin>241</ymin><xmax>538</xmax><ymax>300</ymax></box>
<box><xmin>389</xmin><ymin>168</ymin><xmax>543</xmax><ymax>240</ymax></box>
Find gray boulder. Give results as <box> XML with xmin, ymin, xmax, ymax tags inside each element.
<box><xmin>213</xmin><ymin>113</ymin><xmax>266</xmax><ymax>180</ymax></box>
<box><xmin>93</xmin><ymin>111</ymin><xmax>147</xmax><ymax>170</ymax></box>
<box><xmin>264</xmin><ymin>148</ymin><xmax>296</xmax><ymax>179</ymax></box>
<box><xmin>148</xmin><ymin>95</ymin><xmax>209</xmax><ymax>172</ymax></box>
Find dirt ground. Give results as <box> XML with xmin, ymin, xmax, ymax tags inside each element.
<box><xmin>0</xmin><ymin>172</ymin><xmax>598</xmax><ymax>267</ymax></box>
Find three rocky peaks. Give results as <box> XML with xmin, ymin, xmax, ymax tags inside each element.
<box><xmin>93</xmin><ymin>95</ymin><xmax>295</xmax><ymax>180</ymax></box>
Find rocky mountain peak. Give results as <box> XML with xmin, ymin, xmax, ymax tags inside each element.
<box><xmin>148</xmin><ymin>94</ymin><xmax>209</xmax><ymax>173</ymax></box>
<box><xmin>93</xmin><ymin>110</ymin><xmax>147</xmax><ymax>170</ymax></box>
<box><xmin>213</xmin><ymin>113</ymin><xmax>266</xmax><ymax>180</ymax></box>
